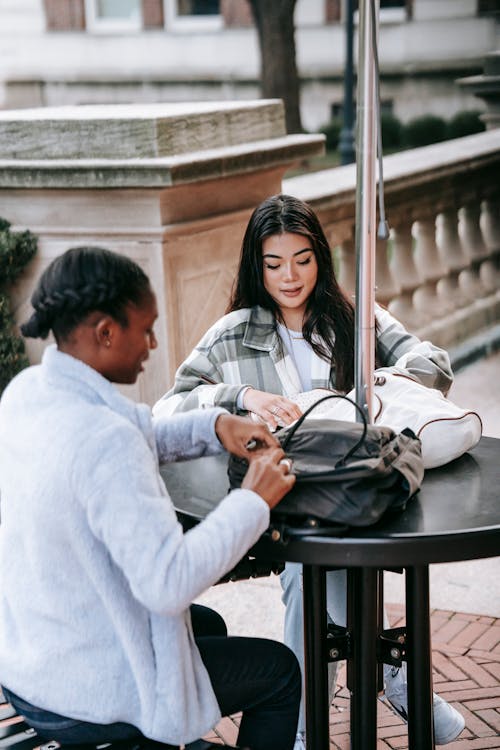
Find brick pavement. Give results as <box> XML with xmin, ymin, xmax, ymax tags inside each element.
<box><xmin>205</xmin><ymin>603</ymin><xmax>500</xmax><ymax>749</ymax></box>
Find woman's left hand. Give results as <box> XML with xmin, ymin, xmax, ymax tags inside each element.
<box><xmin>215</xmin><ymin>413</ymin><xmax>280</xmax><ymax>458</ymax></box>
<box><xmin>243</xmin><ymin>389</ymin><xmax>303</xmax><ymax>430</ymax></box>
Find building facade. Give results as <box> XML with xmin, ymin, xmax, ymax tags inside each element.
<box><xmin>0</xmin><ymin>0</ymin><xmax>499</xmax><ymax>131</ymax></box>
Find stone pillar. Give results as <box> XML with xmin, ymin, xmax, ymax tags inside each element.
<box><xmin>0</xmin><ymin>101</ymin><xmax>324</xmax><ymax>404</ymax></box>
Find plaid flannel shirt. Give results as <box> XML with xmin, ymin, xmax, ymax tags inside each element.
<box><xmin>154</xmin><ymin>305</ymin><xmax>453</xmax><ymax>416</ymax></box>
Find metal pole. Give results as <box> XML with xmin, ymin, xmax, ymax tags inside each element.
<box><xmin>406</xmin><ymin>566</ymin><xmax>435</xmax><ymax>749</ymax></box>
<box><xmin>348</xmin><ymin>567</ymin><xmax>379</xmax><ymax>749</ymax></box>
<box><xmin>354</xmin><ymin>0</ymin><xmax>378</xmax><ymax>422</ymax></box>
<box><xmin>303</xmin><ymin>565</ymin><xmax>330</xmax><ymax>750</ymax></box>
<box><xmin>339</xmin><ymin>0</ymin><xmax>355</xmax><ymax>165</ymax></box>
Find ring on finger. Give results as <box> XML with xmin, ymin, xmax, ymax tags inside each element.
<box><xmin>272</xmin><ymin>406</ymin><xmax>281</xmax><ymax>416</ymax></box>
<box><xmin>279</xmin><ymin>457</ymin><xmax>293</xmax><ymax>474</ymax></box>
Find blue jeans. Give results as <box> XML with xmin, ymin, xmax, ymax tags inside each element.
<box><xmin>3</xmin><ymin>604</ymin><xmax>300</xmax><ymax>750</ymax></box>
<box><xmin>281</xmin><ymin>563</ymin><xmax>393</xmax><ymax>735</ymax></box>
<box><xmin>281</xmin><ymin>562</ymin><xmax>347</xmax><ymax>735</ymax></box>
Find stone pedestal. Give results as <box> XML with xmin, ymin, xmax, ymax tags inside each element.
<box><xmin>0</xmin><ymin>101</ymin><xmax>324</xmax><ymax>404</ymax></box>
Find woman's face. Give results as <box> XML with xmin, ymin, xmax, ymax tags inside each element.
<box><xmin>104</xmin><ymin>290</ymin><xmax>159</xmax><ymax>384</ymax></box>
<box><xmin>262</xmin><ymin>232</ymin><xmax>318</xmax><ymax>327</ymax></box>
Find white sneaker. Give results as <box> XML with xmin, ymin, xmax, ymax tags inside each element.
<box><xmin>383</xmin><ymin>666</ymin><xmax>465</xmax><ymax>745</ymax></box>
<box><xmin>293</xmin><ymin>732</ymin><xmax>306</xmax><ymax>750</ymax></box>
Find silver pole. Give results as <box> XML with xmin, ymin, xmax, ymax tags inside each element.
<box><xmin>354</xmin><ymin>0</ymin><xmax>378</xmax><ymax>422</ymax></box>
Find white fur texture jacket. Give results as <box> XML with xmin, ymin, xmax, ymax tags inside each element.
<box><xmin>0</xmin><ymin>346</ymin><xmax>269</xmax><ymax>744</ymax></box>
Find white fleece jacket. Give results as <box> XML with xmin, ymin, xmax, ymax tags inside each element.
<box><xmin>0</xmin><ymin>346</ymin><xmax>269</xmax><ymax>744</ymax></box>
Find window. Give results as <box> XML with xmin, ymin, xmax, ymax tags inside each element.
<box><xmin>477</xmin><ymin>0</ymin><xmax>500</xmax><ymax>18</ymax></box>
<box><xmin>379</xmin><ymin>0</ymin><xmax>408</xmax><ymax>21</ymax></box>
<box><xmin>85</xmin><ymin>0</ymin><xmax>142</xmax><ymax>32</ymax></box>
<box><xmin>164</xmin><ymin>0</ymin><xmax>222</xmax><ymax>31</ymax></box>
<box><xmin>177</xmin><ymin>0</ymin><xmax>219</xmax><ymax>15</ymax></box>
<box><xmin>352</xmin><ymin>0</ymin><xmax>409</xmax><ymax>24</ymax></box>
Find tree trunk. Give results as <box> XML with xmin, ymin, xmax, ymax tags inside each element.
<box><xmin>248</xmin><ymin>0</ymin><xmax>303</xmax><ymax>133</ymax></box>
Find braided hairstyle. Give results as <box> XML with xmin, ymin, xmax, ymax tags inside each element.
<box><xmin>21</xmin><ymin>246</ymin><xmax>152</xmax><ymax>342</ymax></box>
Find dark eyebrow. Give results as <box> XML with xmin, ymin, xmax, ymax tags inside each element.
<box><xmin>262</xmin><ymin>248</ymin><xmax>313</xmax><ymax>259</ymax></box>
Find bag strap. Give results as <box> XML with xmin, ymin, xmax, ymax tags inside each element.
<box><xmin>280</xmin><ymin>393</ymin><xmax>368</xmax><ymax>467</ymax></box>
<box><xmin>267</xmin><ymin>521</ymin><xmax>350</xmax><ymax>543</ymax></box>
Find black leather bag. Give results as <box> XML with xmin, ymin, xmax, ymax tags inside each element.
<box><xmin>228</xmin><ymin>394</ymin><xmax>424</xmax><ymax>533</ymax></box>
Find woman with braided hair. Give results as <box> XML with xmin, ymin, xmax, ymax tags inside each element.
<box><xmin>0</xmin><ymin>245</ymin><xmax>301</xmax><ymax>750</ymax></box>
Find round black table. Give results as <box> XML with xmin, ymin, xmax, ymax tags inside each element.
<box><xmin>161</xmin><ymin>436</ymin><xmax>500</xmax><ymax>750</ymax></box>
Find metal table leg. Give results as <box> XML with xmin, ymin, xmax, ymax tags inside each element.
<box><xmin>406</xmin><ymin>565</ymin><xmax>434</xmax><ymax>749</ymax></box>
<box><xmin>302</xmin><ymin>565</ymin><xmax>329</xmax><ymax>750</ymax></box>
<box><xmin>348</xmin><ymin>567</ymin><xmax>379</xmax><ymax>750</ymax></box>
<box><xmin>377</xmin><ymin>569</ymin><xmax>385</xmax><ymax>692</ymax></box>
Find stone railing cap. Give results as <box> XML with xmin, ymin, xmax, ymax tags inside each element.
<box><xmin>0</xmin><ymin>134</ymin><xmax>325</xmax><ymax>189</ymax></box>
<box><xmin>285</xmin><ymin>130</ymin><xmax>500</xmax><ymax>207</ymax></box>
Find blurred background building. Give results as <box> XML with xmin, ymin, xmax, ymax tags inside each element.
<box><xmin>0</xmin><ymin>0</ymin><xmax>498</xmax><ymax>133</ymax></box>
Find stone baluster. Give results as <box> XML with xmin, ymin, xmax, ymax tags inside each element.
<box><xmin>375</xmin><ymin>234</ymin><xmax>397</xmax><ymax>307</ymax></box>
<box><xmin>412</xmin><ymin>213</ymin><xmax>454</xmax><ymax>318</ymax></box>
<box><xmin>435</xmin><ymin>207</ymin><xmax>472</xmax><ymax>309</ymax></box>
<box><xmin>479</xmin><ymin>197</ymin><xmax>500</xmax><ymax>292</ymax></box>
<box><xmin>481</xmin><ymin>197</ymin><xmax>500</xmax><ymax>251</ymax></box>
<box><xmin>388</xmin><ymin>219</ymin><xmax>428</xmax><ymax>330</ymax></box>
<box><xmin>458</xmin><ymin>201</ymin><xmax>489</xmax><ymax>297</ymax></box>
<box><xmin>336</xmin><ymin>233</ymin><xmax>356</xmax><ymax>298</ymax></box>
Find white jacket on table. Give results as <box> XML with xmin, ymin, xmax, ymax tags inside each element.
<box><xmin>0</xmin><ymin>346</ymin><xmax>269</xmax><ymax>745</ymax></box>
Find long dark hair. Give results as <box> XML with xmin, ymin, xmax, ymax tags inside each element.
<box><xmin>228</xmin><ymin>194</ymin><xmax>356</xmax><ymax>392</ymax></box>
<box><xmin>21</xmin><ymin>246</ymin><xmax>152</xmax><ymax>342</ymax></box>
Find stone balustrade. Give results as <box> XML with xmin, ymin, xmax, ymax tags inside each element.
<box><xmin>284</xmin><ymin>129</ymin><xmax>500</xmax><ymax>352</ymax></box>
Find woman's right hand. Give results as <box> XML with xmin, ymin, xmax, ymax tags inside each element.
<box><xmin>243</xmin><ymin>388</ymin><xmax>303</xmax><ymax>430</ymax></box>
<box><xmin>242</xmin><ymin>447</ymin><xmax>296</xmax><ymax>509</ymax></box>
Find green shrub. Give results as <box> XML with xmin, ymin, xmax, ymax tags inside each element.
<box><xmin>318</xmin><ymin>117</ymin><xmax>343</xmax><ymax>151</ymax></box>
<box><xmin>381</xmin><ymin>112</ymin><xmax>403</xmax><ymax>149</ymax></box>
<box><xmin>447</xmin><ymin>110</ymin><xmax>486</xmax><ymax>139</ymax></box>
<box><xmin>0</xmin><ymin>218</ymin><xmax>38</xmax><ymax>395</ymax></box>
<box><xmin>402</xmin><ymin>115</ymin><xmax>447</xmax><ymax>148</ymax></box>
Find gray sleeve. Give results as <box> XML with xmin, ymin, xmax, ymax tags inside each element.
<box><xmin>153</xmin><ymin>345</ymin><xmax>247</xmax><ymax>417</ymax></box>
<box><xmin>376</xmin><ymin>306</ymin><xmax>453</xmax><ymax>394</ymax></box>
<box><xmin>152</xmin><ymin>408</ymin><xmax>228</xmax><ymax>464</ymax></box>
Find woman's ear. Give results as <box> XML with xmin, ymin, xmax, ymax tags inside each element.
<box><xmin>94</xmin><ymin>316</ymin><xmax>116</xmax><ymax>349</ymax></box>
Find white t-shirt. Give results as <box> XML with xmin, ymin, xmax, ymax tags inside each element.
<box><xmin>277</xmin><ymin>322</ymin><xmax>314</xmax><ymax>392</ymax></box>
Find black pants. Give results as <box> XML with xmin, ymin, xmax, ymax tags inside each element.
<box><xmin>3</xmin><ymin>604</ymin><xmax>301</xmax><ymax>750</ymax></box>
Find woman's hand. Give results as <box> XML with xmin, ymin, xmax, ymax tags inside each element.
<box><xmin>215</xmin><ymin>413</ymin><xmax>280</xmax><ymax>458</ymax></box>
<box><xmin>215</xmin><ymin>414</ymin><xmax>295</xmax><ymax>508</ymax></box>
<box><xmin>242</xmin><ymin>446</ymin><xmax>296</xmax><ymax>509</ymax></box>
<box><xmin>243</xmin><ymin>388</ymin><xmax>303</xmax><ymax>430</ymax></box>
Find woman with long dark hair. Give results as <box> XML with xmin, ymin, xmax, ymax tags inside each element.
<box><xmin>230</xmin><ymin>191</ymin><xmax>356</xmax><ymax>394</ymax></box>
<box><xmin>155</xmin><ymin>194</ymin><xmax>464</xmax><ymax>747</ymax></box>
